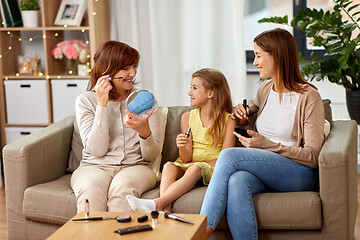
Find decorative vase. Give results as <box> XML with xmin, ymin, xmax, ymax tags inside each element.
<box><xmin>346</xmin><ymin>89</ymin><xmax>360</xmax><ymax>124</ymax></box>
<box><xmin>67</xmin><ymin>59</ymin><xmax>78</xmax><ymax>75</ymax></box>
<box><xmin>21</xmin><ymin>10</ymin><xmax>39</xmax><ymax>28</ymax></box>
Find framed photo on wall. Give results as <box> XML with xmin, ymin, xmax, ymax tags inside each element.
<box><xmin>54</xmin><ymin>0</ymin><xmax>86</xmax><ymax>26</ymax></box>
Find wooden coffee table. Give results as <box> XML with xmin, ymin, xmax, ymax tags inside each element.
<box><xmin>47</xmin><ymin>211</ymin><xmax>207</xmax><ymax>240</ymax></box>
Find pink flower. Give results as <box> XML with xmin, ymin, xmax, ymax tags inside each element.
<box><xmin>64</xmin><ymin>45</ymin><xmax>78</xmax><ymax>59</ymax></box>
<box><xmin>51</xmin><ymin>46</ymin><xmax>63</xmax><ymax>59</ymax></box>
<box><xmin>51</xmin><ymin>39</ymin><xmax>89</xmax><ymax>61</ymax></box>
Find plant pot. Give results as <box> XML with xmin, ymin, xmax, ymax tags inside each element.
<box><xmin>21</xmin><ymin>10</ymin><xmax>39</xmax><ymax>28</ymax></box>
<box><xmin>346</xmin><ymin>89</ymin><xmax>360</xmax><ymax>124</ymax></box>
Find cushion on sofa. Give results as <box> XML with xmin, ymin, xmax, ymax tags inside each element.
<box><xmin>161</xmin><ymin>106</ymin><xmax>193</xmax><ymax>169</ymax></box>
<box><xmin>141</xmin><ymin>186</ymin><xmax>322</xmax><ymax>230</ymax></box>
<box><xmin>323</xmin><ymin>99</ymin><xmax>332</xmax><ymax>126</ymax></box>
<box><xmin>67</xmin><ymin>118</ymin><xmax>82</xmax><ymax>172</ymax></box>
<box><xmin>254</xmin><ymin>192</ymin><xmax>322</xmax><ymax>230</ymax></box>
<box><xmin>23</xmin><ymin>174</ymin><xmax>77</xmax><ymax>225</ymax></box>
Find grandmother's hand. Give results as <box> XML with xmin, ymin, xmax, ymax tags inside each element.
<box><xmin>95</xmin><ymin>75</ymin><xmax>112</xmax><ymax>107</ymax></box>
<box><xmin>125</xmin><ymin>108</ymin><xmax>155</xmax><ymax>139</ymax></box>
<box><xmin>233</xmin><ymin>130</ymin><xmax>263</xmax><ymax>148</ymax></box>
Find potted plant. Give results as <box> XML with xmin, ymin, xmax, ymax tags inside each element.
<box><xmin>19</xmin><ymin>0</ymin><xmax>40</xmax><ymax>28</ymax></box>
<box><xmin>258</xmin><ymin>0</ymin><xmax>360</xmax><ymax>123</ymax></box>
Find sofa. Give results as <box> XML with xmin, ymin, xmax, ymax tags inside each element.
<box><xmin>3</xmin><ymin>100</ymin><xmax>358</xmax><ymax>240</ymax></box>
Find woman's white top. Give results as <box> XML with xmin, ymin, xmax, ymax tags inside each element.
<box><xmin>256</xmin><ymin>88</ymin><xmax>300</xmax><ymax>146</ymax></box>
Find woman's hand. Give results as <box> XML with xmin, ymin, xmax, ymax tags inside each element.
<box><xmin>176</xmin><ymin>133</ymin><xmax>190</xmax><ymax>149</ymax></box>
<box><xmin>233</xmin><ymin>130</ymin><xmax>263</xmax><ymax>148</ymax></box>
<box><xmin>95</xmin><ymin>75</ymin><xmax>112</xmax><ymax>107</ymax></box>
<box><xmin>231</xmin><ymin>103</ymin><xmax>249</xmax><ymax>120</ymax></box>
<box><xmin>125</xmin><ymin>108</ymin><xmax>155</xmax><ymax>139</ymax></box>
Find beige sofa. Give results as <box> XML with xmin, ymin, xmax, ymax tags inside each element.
<box><xmin>3</xmin><ymin>100</ymin><xmax>358</xmax><ymax>240</ymax></box>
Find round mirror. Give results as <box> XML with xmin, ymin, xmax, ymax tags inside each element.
<box><xmin>126</xmin><ymin>90</ymin><xmax>155</xmax><ymax>117</ymax></box>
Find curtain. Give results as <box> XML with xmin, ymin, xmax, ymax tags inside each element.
<box><xmin>109</xmin><ymin>0</ymin><xmax>246</xmax><ymax>107</ymax></box>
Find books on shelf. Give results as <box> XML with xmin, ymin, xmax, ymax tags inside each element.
<box><xmin>0</xmin><ymin>0</ymin><xmax>23</xmax><ymax>27</ymax></box>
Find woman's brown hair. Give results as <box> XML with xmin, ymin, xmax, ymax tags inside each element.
<box><xmin>192</xmin><ymin>68</ymin><xmax>233</xmax><ymax>146</ymax></box>
<box><xmin>88</xmin><ymin>41</ymin><xmax>140</xmax><ymax>100</ymax></box>
<box><xmin>254</xmin><ymin>28</ymin><xmax>317</xmax><ymax>98</ymax></box>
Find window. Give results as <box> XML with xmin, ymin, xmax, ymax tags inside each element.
<box><xmin>245</xmin><ymin>0</ymin><xmax>356</xmax><ymax>65</ymax></box>
<box><xmin>304</xmin><ymin>0</ymin><xmax>333</xmax><ymax>50</ymax></box>
<box><xmin>244</xmin><ymin>0</ymin><xmax>293</xmax><ymax>63</ymax></box>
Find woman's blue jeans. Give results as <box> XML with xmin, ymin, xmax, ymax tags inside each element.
<box><xmin>200</xmin><ymin>147</ymin><xmax>319</xmax><ymax>240</ymax></box>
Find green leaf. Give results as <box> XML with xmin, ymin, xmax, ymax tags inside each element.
<box><xmin>352</xmin><ymin>11</ymin><xmax>360</xmax><ymax>17</ymax></box>
<box><xmin>342</xmin><ymin>1</ymin><xmax>352</xmax><ymax>9</ymax></box>
<box><xmin>347</xmin><ymin>3</ymin><xmax>360</xmax><ymax>12</ymax></box>
<box><xmin>258</xmin><ymin>0</ymin><xmax>360</xmax><ymax>89</ymax></box>
<box><xmin>258</xmin><ymin>16</ymin><xmax>288</xmax><ymax>24</ymax></box>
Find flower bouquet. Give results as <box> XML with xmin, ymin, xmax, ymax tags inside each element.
<box><xmin>51</xmin><ymin>39</ymin><xmax>90</xmax><ymax>74</ymax></box>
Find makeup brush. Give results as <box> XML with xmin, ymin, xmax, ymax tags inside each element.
<box><xmin>164</xmin><ymin>212</ymin><xmax>194</xmax><ymax>225</ymax></box>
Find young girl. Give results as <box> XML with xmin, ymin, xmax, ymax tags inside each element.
<box><xmin>126</xmin><ymin>68</ymin><xmax>236</xmax><ymax>212</ymax></box>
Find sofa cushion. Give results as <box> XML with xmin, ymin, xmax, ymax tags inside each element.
<box><xmin>161</xmin><ymin>106</ymin><xmax>193</xmax><ymax>169</ymax></box>
<box><xmin>67</xmin><ymin>117</ymin><xmax>82</xmax><ymax>172</ymax></box>
<box><xmin>150</xmin><ymin>107</ymin><xmax>168</xmax><ymax>181</ymax></box>
<box><xmin>23</xmin><ymin>174</ymin><xmax>77</xmax><ymax>225</ymax></box>
<box><xmin>142</xmin><ymin>187</ymin><xmax>322</xmax><ymax>230</ymax></box>
<box><xmin>254</xmin><ymin>192</ymin><xmax>322</xmax><ymax>230</ymax></box>
<box><xmin>323</xmin><ymin>99</ymin><xmax>332</xmax><ymax>126</ymax></box>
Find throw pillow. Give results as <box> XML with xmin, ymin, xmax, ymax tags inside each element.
<box><xmin>150</xmin><ymin>107</ymin><xmax>168</xmax><ymax>181</ymax></box>
<box><xmin>67</xmin><ymin>117</ymin><xmax>83</xmax><ymax>172</ymax></box>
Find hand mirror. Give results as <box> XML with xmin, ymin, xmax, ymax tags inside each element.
<box><xmin>126</xmin><ymin>90</ymin><xmax>155</xmax><ymax>117</ymax></box>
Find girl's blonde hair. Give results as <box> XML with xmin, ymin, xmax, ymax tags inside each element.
<box><xmin>192</xmin><ymin>68</ymin><xmax>233</xmax><ymax>146</ymax></box>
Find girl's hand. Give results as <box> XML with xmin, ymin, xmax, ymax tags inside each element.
<box><xmin>233</xmin><ymin>130</ymin><xmax>263</xmax><ymax>148</ymax></box>
<box><xmin>176</xmin><ymin>133</ymin><xmax>190</xmax><ymax>149</ymax></box>
<box><xmin>231</xmin><ymin>103</ymin><xmax>249</xmax><ymax>120</ymax></box>
<box><xmin>125</xmin><ymin>108</ymin><xmax>155</xmax><ymax>139</ymax></box>
<box><xmin>95</xmin><ymin>75</ymin><xmax>112</xmax><ymax>107</ymax></box>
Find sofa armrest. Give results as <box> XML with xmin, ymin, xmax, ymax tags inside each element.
<box><xmin>3</xmin><ymin>116</ymin><xmax>74</xmax><ymax>239</ymax></box>
<box><xmin>318</xmin><ymin>120</ymin><xmax>358</xmax><ymax>239</ymax></box>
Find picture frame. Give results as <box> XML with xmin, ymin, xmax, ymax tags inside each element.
<box><xmin>54</xmin><ymin>0</ymin><xmax>86</xmax><ymax>26</ymax></box>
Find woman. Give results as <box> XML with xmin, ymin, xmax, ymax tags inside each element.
<box><xmin>70</xmin><ymin>41</ymin><xmax>161</xmax><ymax>212</ymax></box>
<box><xmin>200</xmin><ymin>28</ymin><xmax>325</xmax><ymax>239</ymax></box>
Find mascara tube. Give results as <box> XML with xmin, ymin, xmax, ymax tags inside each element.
<box><xmin>85</xmin><ymin>199</ymin><xmax>89</xmax><ymax>218</ymax></box>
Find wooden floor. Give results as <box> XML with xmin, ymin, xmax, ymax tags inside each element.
<box><xmin>0</xmin><ymin>173</ymin><xmax>359</xmax><ymax>239</ymax></box>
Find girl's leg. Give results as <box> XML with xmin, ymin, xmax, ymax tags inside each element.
<box><xmin>200</xmin><ymin>147</ymin><xmax>318</xmax><ymax>234</ymax></box>
<box><xmin>159</xmin><ymin>162</ymin><xmax>185</xmax><ymax>212</ymax></box>
<box><xmin>227</xmin><ymin>171</ymin><xmax>267</xmax><ymax>240</ymax></box>
<box><xmin>127</xmin><ymin>164</ymin><xmax>202</xmax><ymax>212</ymax></box>
<box><xmin>156</xmin><ymin>164</ymin><xmax>202</xmax><ymax>210</ymax></box>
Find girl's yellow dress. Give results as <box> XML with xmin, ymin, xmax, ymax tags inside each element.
<box><xmin>172</xmin><ymin>108</ymin><xmax>230</xmax><ymax>185</ymax></box>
